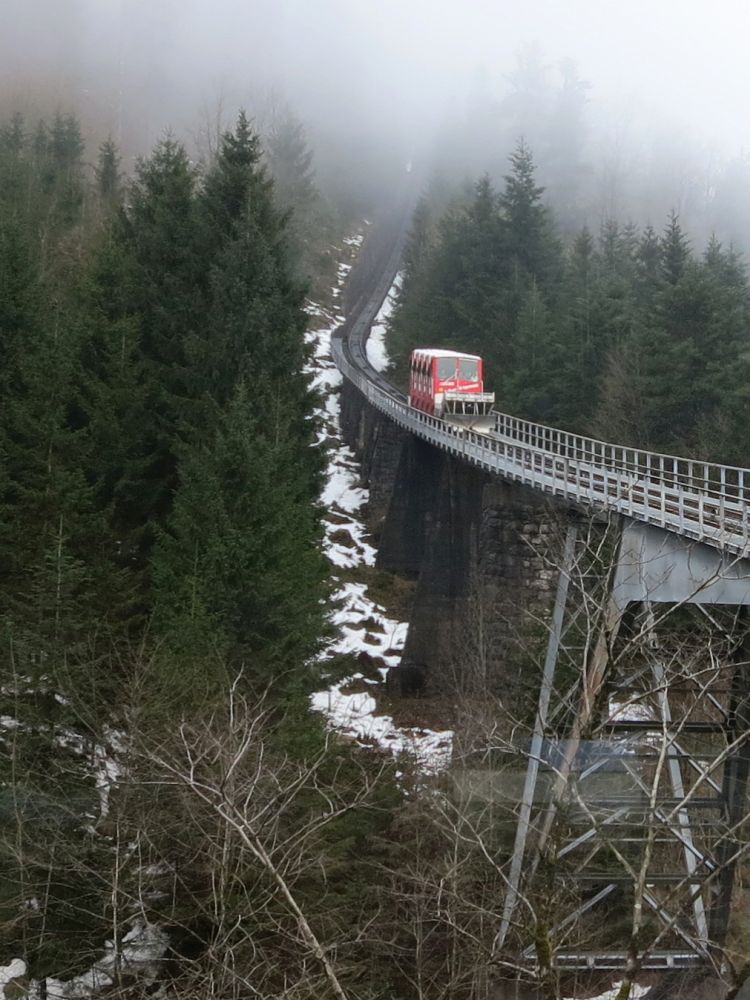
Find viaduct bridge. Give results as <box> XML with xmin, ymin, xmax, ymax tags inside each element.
<box><xmin>332</xmin><ymin>217</ymin><xmax>750</xmax><ymax>981</ymax></box>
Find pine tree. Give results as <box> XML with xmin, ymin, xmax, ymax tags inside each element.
<box><xmin>74</xmin><ymin>233</ymin><xmax>147</xmax><ymax>564</ymax></box>
<box><xmin>543</xmin><ymin>60</ymin><xmax>591</xmax><ymax>234</ymax></box>
<box><xmin>389</xmin><ymin>157</ymin><xmax>563</xmax><ymax>410</ymax></box>
<box><xmin>612</xmin><ymin>229</ymin><xmax>745</xmax><ymax>452</ymax></box>
<box><xmin>499</xmin><ymin>139</ymin><xmax>561</xmax><ymax>288</ymax></box>
<box><xmin>634</xmin><ymin>224</ymin><xmax>663</xmax><ymax>310</ymax></box>
<box><xmin>95</xmin><ymin>137</ymin><xmax>121</xmax><ymax>204</ymax></box>
<box><xmin>116</xmin><ymin>137</ymin><xmax>201</xmax><ymax>510</ymax></box>
<box><xmin>594</xmin><ymin>339</ymin><xmax>651</xmax><ymax>446</ymax></box>
<box><xmin>0</xmin><ymin>220</ymin><xmax>36</xmax><ymax>383</ymax></box>
<box><xmin>0</xmin><ymin>112</ymin><xmax>25</xmax><ymax>156</ymax></box>
<box><xmin>599</xmin><ymin>218</ymin><xmax>637</xmax><ymax>279</ymax></box>
<box><xmin>505</xmin><ymin>280</ymin><xmax>558</xmax><ymax>420</ymax></box>
<box><xmin>200</xmin><ymin>110</ymin><xmax>275</xmax><ymax>247</ymax></box>
<box><xmin>267</xmin><ymin>108</ymin><xmax>315</xmax><ymax>207</ymax></box>
<box><xmin>660</xmin><ymin>211</ymin><xmax>690</xmax><ymax>285</ymax></box>
<box><xmin>555</xmin><ymin>226</ymin><xmax>607</xmax><ymax>426</ymax></box>
<box><xmin>74</xmin><ymin>137</ymin><xmax>203</xmax><ymax>587</ymax></box>
<box><xmin>400</xmin><ymin>197</ymin><xmax>433</xmax><ymax>295</ymax></box>
<box><xmin>47</xmin><ymin>112</ymin><xmax>86</xmax><ymax>228</ymax></box>
<box><xmin>265</xmin><ymin>105</ymin><xmax>321</xmax><ymax>276</ymax></box>
<box><xmin>423</xmin><ymin>178</ymin><xmax>509</xmax><ymax>368</ymax></box>
<box><xmin>148</xmin><ymin>114</ymin><xmax>325</xmax><ymax>696</ymax></box>
<box><xmin>152</xmin><ymin>381</ymin><xmax>326</xmax><ymax>692</ymax></box>
<box><xmin>0</xmin><ymin>111</ymin><xmax>133</xmax><ymax>674</ymax></box>
<box><xmin>498</xmin><ymin>45</ymin><xmax>553</xmax><ymax>158</ymax></box>
<box><xmin>0</xmin><ymin>268</ymin><xmax>126</xmax><ymax>693</ymax></box>
<box><xmin>0</xmin><ymin>103</ymin><xmax>335</xmax><ymax>976</ymax></box>
<box><xmin>78</xmin><ymin>116</ymin><xmax>320</xmax><ymax>626</ymax></box>
<box><xmin>703</xmin><ymin>234</ymin><xmax>748</xmax><ymax>293</ymax></box>
<box><xmin>0</xmin><ymin>113</ymin><xmax>29</xmax><ymax>211</ymax></box>
<box><xmin>188</xmin><ymin>114</ymin><xmax>312</xmax><ymax>440</ymax></box>
<box><xmin>388</xmin><ymin>197</ymin><xmax>437</xmax><ymax>370</ymax></box>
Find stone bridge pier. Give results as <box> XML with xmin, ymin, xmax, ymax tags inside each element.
<box><xmin>340</xmin><ymin>381</ymin><xmax>562</xmax><ymax>696</ymax></box>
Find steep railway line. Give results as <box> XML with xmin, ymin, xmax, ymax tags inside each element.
<box><xmin>333</xmin><ymin>210</ymin><xmax>750</xmax><ymax>978</ymax></box>
<box><xmin>333</xmin><ymin>218</ymin><xmax>750</xmax><ymax>560</ymax></box>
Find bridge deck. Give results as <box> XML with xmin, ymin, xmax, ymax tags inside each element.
<box><xmin>332</xmin><ymin>244</ymin><xmax>750</xmax><ymax>558</ymax></box>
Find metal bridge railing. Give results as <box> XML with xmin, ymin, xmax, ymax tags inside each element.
<box><xmin>333</xmin><ymin>340</ymin><xmax>750</xmax><ymax>558</ymax></box>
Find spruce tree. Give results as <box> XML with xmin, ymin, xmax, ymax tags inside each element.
<box><xmin>267</xmin><ymin>108</ymin><xmax>316</xmax><ymax>211</ymax></box>
<box><xmin>200</xmin><ymin>110</ymin><xmax>276</xmax><ymax>248</ymax></box>
<box><xmin>499</xmin><ymin>138</ymin><xmax>561</xmax><ymax>289</ymax></box>
<box><xmin>0</xmin><ymin>111</ymin><xmax>25</xmax><ymax>156</ymax></box>
<box><xmin>400</xmin><ymin>197</ymin><xmax>433</xmax><ymax>296</ymax></box>
<box><xmin>423</xmin><ymin>178</ymin><xmax>510</xmax><ymax>375</ymax></box>
<box><xmin>601</xmin><ymin>219</ymin><xmax>746</xmax><ymax>452</ymax></box>
<box><xmin>543</xmin><ymin>60</ymin><xmax>591</xmax><ymax>234</ymax></box>
<box><xmin>111</xmin><ymin>137</ymin><xmax>200</xmax><ymax>522</ymax></box>
<box><xmin>388</xmin><ymin>197</ymin><xmax>436</xmax><ymax>369</ymax></box>
<box><xmin>47</xmin><ymin>112</ymin><xmax>86</xmax><ymax>228</ymax></box>
<box><xmin>189</xmin><ymin>114</ymin><xmax>313</xmax><ymax>450</ymax></box>
<box><xmin>0</xmin><ymin>254</ymin><xmax>125</xmax><ymax>696</ymax></box>
<box><xmin>265</xmin><ymin>105</ymin><xmax>321</xmax><ymax>276</ymax></box>
<box><xmin>505</xmin><ymin>280</ymin><xmax>558</xmax><ymax>420</ymax></box>
<box><xmin>0</xmin><ymin>220</ymin><xmax>36</xmax><ymax>384</ymax></box>
<box><xmin>95</xmin><ymin>137</ymin><xmax>121</xmax><ymax>204</ymax></box>
<box><xmin>555</xmin><ymin>226</ymin><xmax>615</xmax><ymax>426</ymax></box>
<box><xmin>152</xmin><ymin>381</ymin><xmax>326</xmax><ymax>691</ymax></box>
<box><xmin>634</xmin><ymin>224</ymin><xmax>663</xmax><ymax>311</ymax></box>
<box><xmin>661</xmin><ymin>211</ymin><xmax>691</xmax><ymax>285</ymax></box>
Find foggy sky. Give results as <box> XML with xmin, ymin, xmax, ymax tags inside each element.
<box><xmin>1</xmin><ymin>0</ymin><xmax>749</xmax><ymax>166</ymax></box>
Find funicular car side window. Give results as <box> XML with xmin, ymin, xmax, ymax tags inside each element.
<box><xmin>438</xmin><ymin>357</ymin><xmax>455</xmax><ymax>379</ymax></box>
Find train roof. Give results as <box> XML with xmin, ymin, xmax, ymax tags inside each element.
<box><xmin>411</xmin><ymin>348</ymin><xmax>482</xmax><ymax>361</ymax></box>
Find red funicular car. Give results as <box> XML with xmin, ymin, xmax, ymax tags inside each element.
<box><xmin>408</xmin><ymin>349</ymin><xmax>495</xmax><ymax>429</ymax></box>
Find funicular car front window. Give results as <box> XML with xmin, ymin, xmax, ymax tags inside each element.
<box><xmin>438</xmin><ymin>357</ymin><xmax>456</xmax><ymax>379</ymax></box>
<box><xmin>460</xmin><ymin>359</ymin><xmax>479</xmax><ymax>380</ymax></box>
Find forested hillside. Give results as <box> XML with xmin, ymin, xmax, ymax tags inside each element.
<box><xmin>6</xmin><ymin>2</ymin><xmax>750</xmax><ymax>996</ymax></box>
<box><xmin>0</xmin><ymin>106</ymin><xmax>331</xmax><ymax>682</ymax></box>
<box><xmin>0</xmin><ymin>108</ymin><xmax>397</xmax><ymax>991</ymax></box>
<box><xmin>1</xmin><ymin>104</ymin><xmax>524</xmax><ymax>1000</ymax></box>
<box><xmin>4</xmin><ymin>99</ymin><xmax>749</xmax><ymax>1000</ymax></box>
<box><xmin>388</xmin><ymin>141</ymin><xmax>750</xmax><ymax>464</ymax></box>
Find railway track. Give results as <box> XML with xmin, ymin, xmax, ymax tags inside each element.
<box><xmin>333</xmin><ymin>215</ymin><xmax>750</xmax><ymax>559</ymax></box>
<box><xmin>332</xmin><ymin>205</ymin><xmax>750</xmax><ymax>974</ymax></box>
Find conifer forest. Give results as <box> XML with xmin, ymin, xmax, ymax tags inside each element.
<box><xmin>3</xmin><ymin>4</ymin><xmax>750</xmax><ymax>1000</ymax></box>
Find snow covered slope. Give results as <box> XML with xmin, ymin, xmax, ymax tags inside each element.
<box><xmin>305</xmin><ymin>232</ymin><xmax>452</xmax><ymax>774</ymax></box>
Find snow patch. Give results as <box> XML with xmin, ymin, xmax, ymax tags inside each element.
<box><xmin>0</xmin><ymin>960</ymin><xmax>26</xmax><ymax>999</ymax></box>
<box><xmin>564</xmin><ymin>985</ymin><xmax>649</xmax><ymax>1000</ymax></box>
<box><xmin>54</xmin><ymin>726</ymin><xmax>125</xmax><ymax>821</ymax></box>
<box><xmin>367</xmin><ymin>271</ymin><xmax>401</xmax><ymax>373</ymax></box>
<box><xmin>609</xmin><ymin>695</ymin><xmax>654</xmax><ymax>722</ymax></box>
<box><xmin>305</xmin><ymin>234</ymin><xmax>452</xmax><ymax>774</ymax></box>
<box><xmin>1</xmin><ymin>921</ymin><xmax>169</xmax><ymax>1000</ymax></box>
<box><xmin>310</xmin><ymin>684</ymin><xmax>452</xmax><ymax>774</ymax></box>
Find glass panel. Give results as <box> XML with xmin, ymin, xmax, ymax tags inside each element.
<box><xmin>460</xmin><ymin>358</ymin><xmax>479</xmax><ymax>380</ymax></box>
<box><xmin>437</xmin><ymin>357</ymin><xmax>456</xmax><ymax>379</ymax></box>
